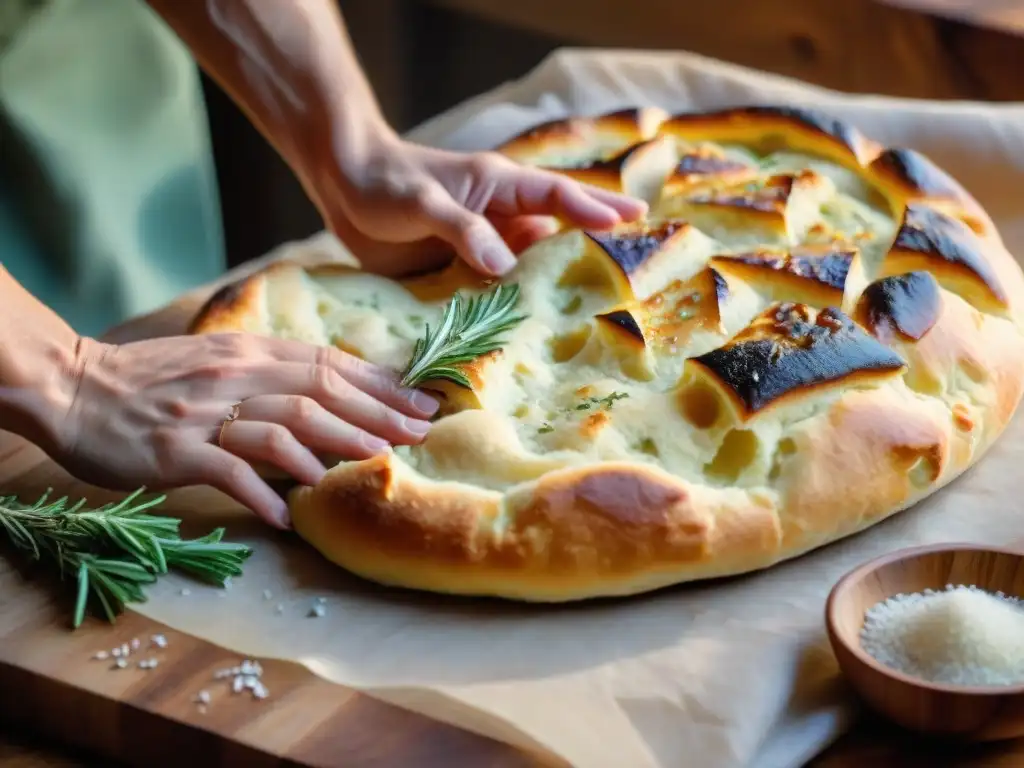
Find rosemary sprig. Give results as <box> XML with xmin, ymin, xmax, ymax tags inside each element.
<box><xmin>0</xmin><ymin>487</ymin><xmax>252</xmax><ymax>629</ymax></box>
<box><xmin>400</xmin><ymin>282</ymin><xmax>527</xmax><ymax>388</ymax></box>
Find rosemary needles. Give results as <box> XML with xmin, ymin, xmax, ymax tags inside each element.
<box><xmin>400</xmin><ymin>282</ymin><xmax>527</xmax><ymax>388</ymax></box>
<box><xmin>0</xmin><ymin>487</ymin><xmax>252</xmax><ymax>629</ymax></box>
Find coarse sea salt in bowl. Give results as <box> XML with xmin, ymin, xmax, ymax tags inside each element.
<box><xmin>826</xmin><ymin>542</ymin><xmax>1024</xmax><ymax>741</ymax></box>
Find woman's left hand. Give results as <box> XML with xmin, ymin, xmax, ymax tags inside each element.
<box><xmin>301</xmin><ymin>133</ymin><xmax>649</xmax><ymax>278</ymax></box>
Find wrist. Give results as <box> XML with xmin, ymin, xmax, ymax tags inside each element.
<box><xmin>300</xmin><ymin>106</ymin><xmax>399</xmax><ymax>218</ymax></box>
<box><xmin>0</xmin><ymin>334</ymin><xmax>86</xmax><ymax>457</ymax></box>
<box><xmin>0</xmin><ymin>269</ymin><xmax>89</xmax><ymax>455</ymax></box>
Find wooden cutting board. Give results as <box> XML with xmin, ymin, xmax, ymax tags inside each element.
<box><xmin>0</xmin><ymin>255</ymin><xmax>553</xmax><ymax>768</ymax></box>
<box><xmin>0</xmin><ymin>544</ymin><xmax>549</xmax><ymax>768</ymax></box>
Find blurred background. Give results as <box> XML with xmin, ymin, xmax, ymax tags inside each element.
<box><xmin>1</xmin><ymin>0</ymin><xmax>1021</xmax><ymax>337</ymax></box>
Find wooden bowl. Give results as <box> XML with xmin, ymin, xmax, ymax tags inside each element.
<box><xmin>826</xmin><ymin>543</ymin><xmax>1024</xmax><ymax>741</ymax></box>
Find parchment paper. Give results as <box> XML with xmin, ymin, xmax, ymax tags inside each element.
<box><xmin>129</xmin><ymin>50</ymin><xmax>1024</xmax><ymax>768</ymax></box>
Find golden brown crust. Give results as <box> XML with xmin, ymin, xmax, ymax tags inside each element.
<box><xmin>868</xmin><ymin>147</ymin><xmax>993</xmax><ymax>236</ymax></box>
<box><xmin>189</xmin><ymin>269</ymin><xmax>267</xmax><ymax>335</ymax></box>
<box><xmin>495</xmin><ymin>107</ymin><xmax>669</xmax><ymax>165</ymax></box>
<box><xmin>769</xmin><ymin>387</ymin><xmax>953</xmax><ymax>547</ymax></box>
<box><xmin>548</xmin><ymin>136</ymin><xmax>678</xmax><ymax>203</ymax></box>
<box><xmin>288</xmin><ymin>454</ymin><xmax>783</xmax><ymax>600</ymax></box>
<box><xmin>660</xmin><ymin>105</ymin><xmax>882</xmax><ymax>168</ymax></box>
<box><xmin>710</xmin><ymin>244</ymin><xmax>859</xmax><ymax>308</ymax></box>
<box><xmin>190</xmin><ymin>104</ymin><xmax>1024</xmax><ymax>603</ymax></box>
<box><xmin>662</xmin><ymin>146</ymin><xmax>759</xmax><ymax>197</ymax></box>
<box><xmin>189</xmin><ymin>261</ymin><xmax>365</xmax><ymax>335</ymax></box>
<box><xmin>880</xmin><ymin>204</ymin><xmax>1009</xmax><ymax>316</ymax></box>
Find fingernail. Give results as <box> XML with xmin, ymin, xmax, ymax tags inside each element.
<box><xmin>410</xmin><ymin>390</ymin><xmax>440</xmax><ymax>415</ymax></box>
<box><xmin>406</xmin><ymin>418</ymin><xmax>432</xmax><ymax>437</ymax></box>
<box><xmin>271</xmin><ymin>500</ymin><xmax>292</xmax><ymax>530</ymax></box>
<box><xmin>625</xmin><ymin>199</ymin><xmax>648</xmax><ymax>218</ymax></box>
<box><xmin>361</xmin><ymin>434</ymin><xmax>390</xmax><ymax>455</ymax></box>
<box><xmin>482</xmin><ymin>248</ymin><xmax>517</xmax><ymax>275</ymax></box>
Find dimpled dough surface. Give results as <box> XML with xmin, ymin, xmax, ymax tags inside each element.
<box><xmin>190</xmin><ymin>106</ymin><xmax>1024</xmax><ymax>602</ymax></box>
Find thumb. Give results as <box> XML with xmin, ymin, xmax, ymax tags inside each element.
<box><xmin>414</xmin><ymin>186</ymin><xmax>518</xmax><ymax>276</ymax></box>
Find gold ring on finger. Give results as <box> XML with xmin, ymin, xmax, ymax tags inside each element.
<box><xmin>217</xmin><ymin>402</ymin><xmax>242</xmax><ymax>446</ymax></box>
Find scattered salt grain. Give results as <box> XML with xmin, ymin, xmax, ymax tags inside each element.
<box><xmin>860</xmin><ymin>584</ymin><xmax>1024</xmax><ymax>687</ymax></box>
<box><xmin>309</xmin><ymin>603</ymin><xmax>326</xmax><ymax>618</ymax></box>
<box><xmin>150</xmin><ymin>633</ymin><xmax>168</xmax><ymax>649</ymax></box>
<box><xmin>262</xmin><ymin>589</ymin><xmax>273</xmax><ymax>600</ymax></box>
<box><xmin>274</xmin><ymin>603</ymin><xmax>284</xmax><ymax>615</ymax></box>
<box><xmin>92</xmin><ymin>651</ymin><xmax>109</xmax><ymax>661</ymax></box>
<box><xmin>130</xmin><ymin>637</ymin><xmax>141</xmax><ymax>651</ymax></box>
<box><xmin>218</xmin><ymin>659</ymin><xmax>268</xmax><ymax>700</ymax></box>
<box><xmin>138</xmin><ymin>658</ymin><xmax>159</xmax><ymax>670</ymax></box>
<box><xmin>179</xmin><ymin>588</ymin><xmax>191</xmax><ymax>596</ymax></box>
<box><xmin>195</xmin><ymin>690</ymin><xmax>211</xmax><ymax>705</ymax></box>
<box><xmin>113</xmin><ymin>658</ymin><xmax>128</xmax><ymax>670</ymax></box>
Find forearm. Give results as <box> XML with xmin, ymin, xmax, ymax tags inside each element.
<box><xmin>0</xmin><ymin>266</ymin><xmax>81</xmax><ymax>453</ymax></box>
<box><xmin>145</xmin><ymin>0</ymin><xmax>391</xmax><ymax>182</ymax></box>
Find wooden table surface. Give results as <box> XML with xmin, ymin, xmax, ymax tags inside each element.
<box><xmin>420</xmin><ymin>0</ymin><xmax>1024</xmax><ymax>103</ymax></box>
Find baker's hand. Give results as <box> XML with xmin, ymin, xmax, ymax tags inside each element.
<box><xmin>304</xmin><ymin>133</ymin><xmax>649</xmax><ymax>278</ymax></box>
<box><xmin>52</xmin><ymin>335</ymin><xmax>438</xmax><ymax>529</ymax></box>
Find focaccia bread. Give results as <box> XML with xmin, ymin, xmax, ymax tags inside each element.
<box><xmin>190</xmin><ymin>105</ymin><xmax>1024</xmax><ymax>602</ymax></box>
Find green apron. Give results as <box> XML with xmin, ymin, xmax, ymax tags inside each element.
<box><xmin>0</xmin><ymin>0</ymin><xmax>225</xmax><ymax>339</ymax></box>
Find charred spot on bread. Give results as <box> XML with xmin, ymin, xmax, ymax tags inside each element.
<box><xmin>872</xmin><ymin>148</ymin><xmax>961</xmax><ymax>199</ymax></box>
<box><xmin>688</xmin><ymin>174</ymin><xmax>793</xmax><ymax>215</ymax></box>
<box><xmin>869</xmin><ymin>148</ymin><xmax>986</xmax><ymax>233</ymax></box>
<box><xmin>495</xmin><ymin>107</ymin><xmax>668</xmax><ymax>166</ymax></box>
<box><xmin>587</xmin><ymin>221</ymin><xmax>690</xmax><ymax>275</ymax></box>
<box><xmin>711</xmin><ymin>268</ymin><xmax>730</xmax><ymax>304</ymax></box>
<box><xmin>595</xmin><ymin>309</ymin><xmax>646</xmax><ymax>345</ymax></box>
<box><xmin>855</xmin><ymin>271</ymin><xmax>942</xmax><ymax>343</ymax></box>
<box><xmin>683</xmin><ymin>303</ymin><xmax>906</xmax><ymax>420</ymax></box>
<box><xmin>561</xmin><ymin>140</ymin><xmax>647</xmax><ymax>173</ymax></box>
<box><xmin>593</xmin><ymin>309</ymin><xmax>656</xmax><ymax>380</ymax></box>
<box><xmin>676</xmin><ymin>151</ymin><xmax>754</xmax><ymax>180</ymax></box>
<box><xmin>187</xmin><ymin>276</ymin><xmax>252</xmax><ymax>333</ymax></box>
<box><xmin>659</xmin><ymin>170</ymin><xmax>832</xmax><ymax>242</ymax></box>
<box><xmin>663</xmin><ymin>146</ymin><xmax>759</xmax><ymax>195</ymax></box>
<box><xmin>549</xmin><ymin>135</ymin><xmax>678</xmax><ymax>202</ymax></box>
<box><xmin>661</xmin><ymin>105</ymin><xmax>878</xmax><ymax>165</ymax></box>
<box><xmin>555</xmin><ymin>220</ymin><xmax>711</xmax><ymax>305</ymax></box>
<box><xmin>712</xmin><ymin>244</ymin><xmax>857</xmax><ymax>307</ymax></box>
<box><xmin>880</xmin><ymin>203</ymin><xmax>1008</xmax><ymax>315</ymax></box>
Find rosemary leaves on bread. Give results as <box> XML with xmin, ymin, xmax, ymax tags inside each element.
<box><xmin>400</xmin><ymin>282</ymin><xmax>527</xmax><ymax>388</ymax></box>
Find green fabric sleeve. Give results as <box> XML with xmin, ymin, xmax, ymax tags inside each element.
<box><xmin>0</xmin><ymin>0</ymin><xmax>225</xmax><ymax>338</ymax></box>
